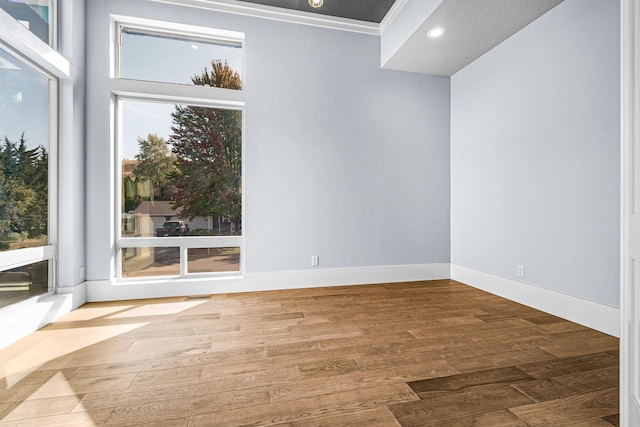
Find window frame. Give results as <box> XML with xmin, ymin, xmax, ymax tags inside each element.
<box><xmin>111</xmin><ymin>14</ymin><xmax>244</xmax><ymax>80</ymax></box>
<box><xmin>0</xmin><ymin>10</ymin><xmax>65</xmax><ymax>300</ymax></box>
<box><xmin>111</xmin><ymin>16</ymin><xmax>245</xmax><ymax>281</ymax></box>
<box><xmin>48</xmin><ymin>0</ymin><xmax>58</xmax><ymax>49</ymax></box>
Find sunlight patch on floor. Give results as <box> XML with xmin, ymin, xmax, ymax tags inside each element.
<box><xmin>0</xmin><ymin>323</ymin><xmax>147</xmax><ymax>388</ymax></box>
<box><xmin>105</xmin><ymin>300</ymin><xmax>208</xmax><ymax>319</ymax></box>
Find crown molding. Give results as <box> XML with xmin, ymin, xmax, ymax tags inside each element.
<box><xmin>148</xmin><ymin>0</ymin><xmax>381</xmax><ymax>35</ymax></box>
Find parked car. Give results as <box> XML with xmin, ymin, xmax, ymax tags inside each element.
<box><xmin>155</xmin><ymin>220</ymin><xmax>189</xmax><ymax>236</ymax></box>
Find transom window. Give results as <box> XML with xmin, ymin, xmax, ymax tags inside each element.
<box><xmin>119</xmin><ymin>28</ymin><xmax>243</xmax><ymax>86</ymax></box>
<box><xmin>113</xmin><ymin>18</ymin><xmax>244</xmax><ymax>280</ymax></box>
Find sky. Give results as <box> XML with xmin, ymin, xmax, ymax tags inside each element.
<box><xmin>0</xmin><ymin>27</ymin><xmax>244</xmax><ymax>160</ymax></box>
<box><xmin>0</xmin><ymin>46</ymin><xmax>49</xmax><ymax>151</ymax></box>
<box><xmin>121</xmin><ymin>100</ymin><xmax>176</xmax><ymax>160</ymax></box>
<box><xmin>120</xmin><ymin>31</ymin><xmax>243</xmax><ymax>159</ymax></box>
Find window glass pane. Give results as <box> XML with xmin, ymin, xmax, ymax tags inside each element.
<box><xmin>0</xmin><ymin>47</ymin><xmax>49</xmax><ymax>252</ymax></box>
<box><xmin>120</xmin><ymin>99</ymin><xmax>242</xmax><ymax>238</ymax></box>
<box><xmin>119</xmin><ymin>29</ymin><xmax>243</xmax><ymax>87</ymax></box>
<box><xmin>188</xmin><ymin>247</ymin><xmax>239</xmax><ymax>273</ymax></box>
<box><xmin>0</xmin><ymin>260</ymin><xmax>49</xmax><ymax>308</ymax></box>
<box><xmin>121</xmin><ymin>247</ymin><xmax>180</xmax><ymax>278</ymax></box>
<box><xmin>0</xmin><ymin>0</ymin><xmax>53</xmax><ymax>45</ymax></box>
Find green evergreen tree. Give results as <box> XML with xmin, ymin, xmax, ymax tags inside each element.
<box><xmin>0</xmin><ymin>134</ymin><xmax>48</xmax><ymax>250</ymax></box>
<box><xmin>122</xmin><ymin>176</ymin><xmax>139</xmax><ymax>213</ymax></box>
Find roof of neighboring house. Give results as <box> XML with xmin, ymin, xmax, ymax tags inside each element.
<box><xmin>131</xmin><ymin>201</ymin><xmax>182</xmax><ymax>216</ymax></box>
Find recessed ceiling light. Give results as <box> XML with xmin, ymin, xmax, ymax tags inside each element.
<box><xmin>309</xmin><ymin>0</ymin><xmax>323</xmax><ymax>8</ymax></box>
<box><xmin>427</xmin><ymin>27</ymin><xmax>446</xmax><ymax>39</ymax></box>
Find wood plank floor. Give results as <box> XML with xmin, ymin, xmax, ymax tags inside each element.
<box><xmin>0</xmin><ymin>280</ymin><xmax>619</xmax><ymax>426</ymax></box>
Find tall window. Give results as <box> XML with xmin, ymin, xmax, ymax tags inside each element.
<box><xmin>113</xmin><ymin>18</ymin><xmax>244</xmax><ymax>280</ymax></box>
<box><xmin>0</xmin><ymin>45</ymin><xmax>55</xmax><ymax>307</ymax></box>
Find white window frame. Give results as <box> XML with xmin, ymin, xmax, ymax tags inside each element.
<box><xmin>48</xmin><ymin>0</ymin><xmax>58</xmax><ymax>49</ymax></box>
<box><xmin>111</xmin><ymin>16</ymin><xmax>245</xmax><ymax>281</ymax></box>
<box><xmin>0</xmin><ymin>7</ymin><xmax>67</xmax><ymax>296</ymax></box>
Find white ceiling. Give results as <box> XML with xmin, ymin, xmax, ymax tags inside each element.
<box><xmin>382</xmin><ymin>0</ymin><xmax>566</xmax><ymax>76</ymax></box>
<box><xmin>168</xmin><ymin>0</ymin><xmax>567</xmax><ymax>77</ymax></box>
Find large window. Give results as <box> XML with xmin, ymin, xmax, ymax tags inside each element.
<box><xmin>0</xmin><ymin>44</ymin><xmax>55</xmax><ymax>305</ymax></box>
<box><xmin>0</xmin><ymin>46</ymin><xmax>49</xmax><ymax>251</ymax></box>
<box><xmin>114</xmin><ymin>18</ymin><xmax>244</xmax><ymax>280</ymax></box>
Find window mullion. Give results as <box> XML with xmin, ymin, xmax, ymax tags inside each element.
<box><xmin>110</xmin><ymin>79</ymin><xmax>244</xmax><ymax>108</ymax></box>
<box><xmin>119</xmin><ymin>236</ymin><xmax>243</xmax><ymax>248</ymax></box>
<box><xmin>181</xmin><ymin>246</ymin><xmax>188</xmax><ymax>276</ymax></box>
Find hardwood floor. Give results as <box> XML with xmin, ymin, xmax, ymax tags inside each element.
<box><xmin>0</xmin><ymin>280</ymin><xmax>619</xmax><ymax>426</ymax></box>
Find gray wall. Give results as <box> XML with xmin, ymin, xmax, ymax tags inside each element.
<box><xmin>84</xmin><ymin>0</ymin><xmax>451</xmax><ymax>280</ymax></box>
<box><xmin>58</xmin><ymin>0</ymin><xmax>86</xmax><ymax>290</ymax></box>
<box><xmin>451</xmin><ymin>0</ymin><xmax>620</xmax><ymax>307</ymax></box>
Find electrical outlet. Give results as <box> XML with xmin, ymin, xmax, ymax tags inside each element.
<box><xmin>311</xmin><ymin>256</ymin><xmax>319</xmax><ymax>267</ymax></box>
<box><xmin>516</xmin><ymin>265</ymin><xmax>525</xmax><ymax>278</ymax></box>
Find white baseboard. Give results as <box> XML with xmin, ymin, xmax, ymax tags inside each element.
<box><xmin>244</xmin><ymin>263</ymin><xmax>451</xmax><ymax>292</ymax></box>
<box><xmin>451</xmin><ymin>264</ymin><xmax>620</xmax><ymax>337</ymax></box>
<box><xmin>85</xmin><ymin>263</ymin><xmax>451</xmax><ymax>302</ymax></box>
<box><xmin>0</xmin><ymin>282</ymin><xmax>86</xmax><ymax>350</ymax></box>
